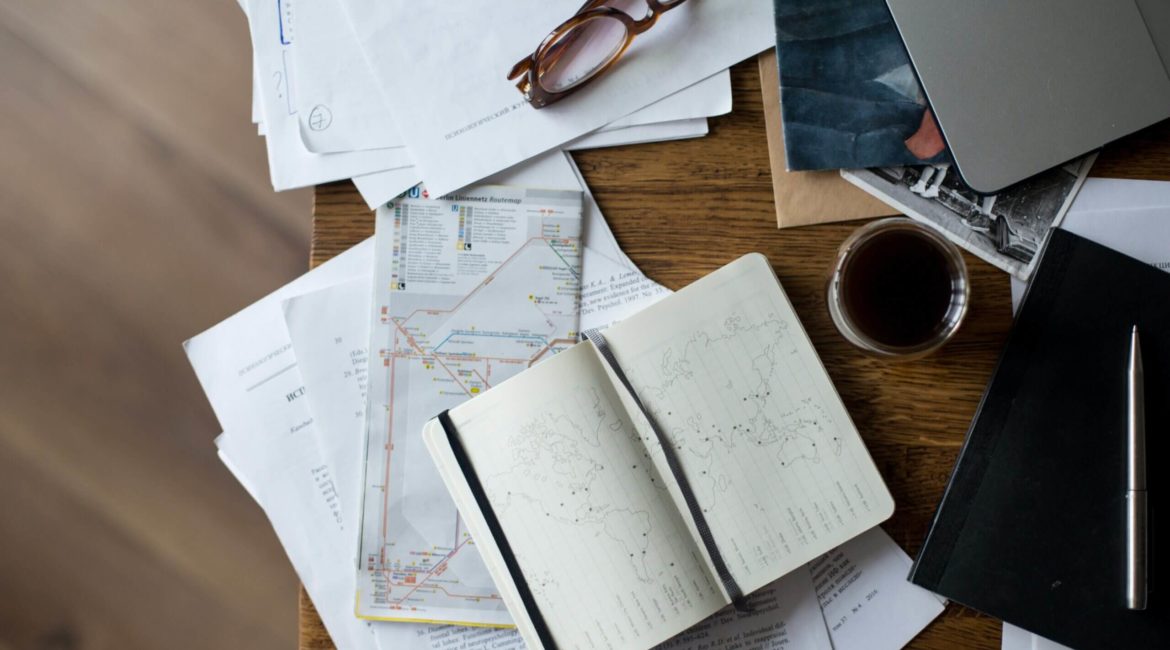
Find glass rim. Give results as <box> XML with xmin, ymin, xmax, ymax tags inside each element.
<box><xmin>827</xmin><ymin>217</ymin><xmax>970</xmax><ymax>359</ymax></box>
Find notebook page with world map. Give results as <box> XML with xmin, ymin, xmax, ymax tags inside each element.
<box><xmin>424</xmin><ymin>253</ymin><xmax>893</xmax><ymax>650</ymax></box>
<box><xmin>602</xmin><ymin>253</ymin><xmax>894</xmax><ymax>595</ymax></box>
<box><xmin>431</xmin><ymin>341</ymin><xmax>729</xmax><ymax>649</ymax></box>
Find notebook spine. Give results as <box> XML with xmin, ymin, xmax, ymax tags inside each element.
<box><xmin>438</xmin><ymin>409</ymin><xmax>558</xmax><ymax>650</ymax></box>
<box><xmin>582</xmin><ymin>328</ymin><xmax>751</xmax><ymax>612</ymax></box>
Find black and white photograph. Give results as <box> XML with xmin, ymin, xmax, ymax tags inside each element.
<box><xmin>842</xmin><ymin>157</ymin><xmax>1096</xmax><ymax>280</ymax></box>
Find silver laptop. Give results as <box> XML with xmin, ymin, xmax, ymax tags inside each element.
<box><xmin>885</xmin><ymin>0</ymin><xmax>1170</xmax><ymax>193</ymax></box>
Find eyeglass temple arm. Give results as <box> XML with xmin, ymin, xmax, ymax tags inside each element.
<box><xmin>507</xmin><ymin>57</ymin><xmax>532</xmax><ymax>81</ymax></box>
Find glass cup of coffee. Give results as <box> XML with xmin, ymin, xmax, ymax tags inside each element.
<box><xmin>827</xmin><ymin>217</ymin><xmax>969</xmax><ymax>359</ymax></box>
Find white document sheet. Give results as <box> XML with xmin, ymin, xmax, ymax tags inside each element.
<box><xmin>659</xmin><ymin>570</ymin><xmax>832</xmax><ymax>650</ymax></box>
<box><xmin>1062</xmin><ymin>177</ymin><xmax>1170</xmax><ymax>212</ymax></box>
<box><xmin>282</xmin><ymin>278</ymin><xmax>373</xmax><ymax>533</ymax></box>
<box><xmin>352</xmin><ymin>167</ymin><xmax>423</xmax><ymax>211</ymax></box>
<box><xmin>475</xmin><ymin>151</ymin><xmax>631</xmax><ymax>269</ymax></box>
<box><xmin>252</xmin><ymin>68</ymin><xmax>264</xmax><ymax>128</ymax></box>
<box><xmin>347</xmin><ymin>117</ymin><xmax>712</xmax><ymax>210</ymax></box>
<box><xmin>293</xmin><ymin>0</ymin><xmax>404</xmax><ymax>153</ymax></box>
<box><xmin>811</xmin><ymin>527</ymin><xmax>946</xmax><ymax>650</ymax></box>
<box><xmin>1001</xmin><ymin>623</ymin><xmax>1074</xmax><ymax>650</ymax></box>
<box><xmin>1063</xmin><ymin>206</ymin><xmax>1170</xmax><ymax>271</ymax></box>
<box><xmin>205</xmin><ymin>250</ymin><xmax>517</xmax><ymax>650</ymax></box>
<box><xmin>217</xmin><ymin>428</ymin><xmax>527</xmax><ymax>650</ymax></box>
<box><xmin>244</xmin><ymin>0</ymin><xmax>411</xmax><ymax>190</ymax></box>
<box><xmin>393</xmin><ymin>569</ymin><xmax>831</xmax><ymax>650</ymax></box>
<box><xmin>215</xmin><ymin>433</ymin><xmax>262</xmax><ymax>507</ymax></box>
<box><xmin>568</xmin><ymin>117</ymin><xmax>709</xmax><ymax>151</ymax></box>
<box><xmin>295</xmin><ymin>0</ymin><xmax>730</xmax><ymax>156</ymax></box>
<box><xmin>338</xmin><ymin>0</ymin><xmax>773</xmax><ymax>194</ymax></box>
<box><xmin>1010</xmin><ymin>179</ymin><xmax>1170</xmax><ymax>308</ymax></box>
<box><xmin>565</xmin><ymin>154</ymin><xmax>635</xmax><ymax>269</ymax></box>
<box><xmin>580</xmin><ymin>246</ymin><xmax>669</xmax><ymax>331</ymax></box>
<box><xmin>1001</xmin><ymin>622</ymin><xmax>1034</xmax><ymax>650</ymax></box>
<box><xmin>606</xmin><ymin>69</ymin><xmax>732</xmax><ymax>130</ymax></box>
<box><xmin>186</xmin><ymin>241</ymin><xmax>377</xmax><ymax>650</ymax></box>
<box><xmin>371</xmin><ymin>625</ymin><xmax>519</xmax><ymax>650</ymax></box>
<box><xmin>349</xmin><ymin>116</ymin><xmax>708</xmax><ymax>211</ymax></box>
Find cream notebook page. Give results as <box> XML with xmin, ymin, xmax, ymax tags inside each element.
<box><xmin>601</xmin><ymin>253</ymin><xmax>894</xmax><ymax>595</ymax></box>
<box><xmin>424</xmin><ymin>254</ymin><xmax>894</xmax><ymax>649</ymax></box>
<box><xmin>434</xmin><ymin>341</ymin><xmax>728</xmax><ymax>650</ymax></box>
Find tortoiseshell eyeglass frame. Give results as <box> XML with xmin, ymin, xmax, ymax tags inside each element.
<box><xmin>508</xmin><ymin>0</ymin><xmax>689</xmax><ymax>109</ymax></box>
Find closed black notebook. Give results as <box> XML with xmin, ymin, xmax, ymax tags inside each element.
<box><xmin>910</xmin><ymin>228</ymin><xmax>1170</xmax><ymax>649</ymax></box>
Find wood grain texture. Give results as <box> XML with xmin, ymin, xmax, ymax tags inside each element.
<box><xmin>307</xmin><ymin>59</ymin><xmax>1170</xmax><ymax>649</ymax></box>
<box><xmin>0</xmin><ymin>2</ymin><xmax>307</xmax><ymax>648</ymax></box>
<box><xmin>300</xmin><ymin>587</ymin><xmax>335</xmax><ymax>650</ymax></box>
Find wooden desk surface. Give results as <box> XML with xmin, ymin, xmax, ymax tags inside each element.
<box><xmin>303</xmin><ymin>57</ymin><xmax>1170</xmax><ymax>650</ymax></box>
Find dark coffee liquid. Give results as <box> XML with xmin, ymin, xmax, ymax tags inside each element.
<box><xmin>841</xmin><ymin>230</ymin><xmax>954</xmax><ymax>348</ymax></box>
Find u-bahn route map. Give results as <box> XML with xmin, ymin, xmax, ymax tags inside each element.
<box><xmin>355</xmin><ymin>186</ymin><xmax>583</xmax><ymax>625</ymax></box>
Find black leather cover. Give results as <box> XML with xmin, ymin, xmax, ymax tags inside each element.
<box><xmin>910</xmin><ymin>228</ymin><xmax>1170</xmax><ymax>649</ymax></box>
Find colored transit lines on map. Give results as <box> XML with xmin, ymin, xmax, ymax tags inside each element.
<box><xmin>355</xmin><ymin>187</ymin><xmax>584</xmax><ymax>625</ymax></box>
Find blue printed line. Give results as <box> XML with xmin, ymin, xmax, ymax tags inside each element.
<box><xmin>277</xmin><ymin>0</ymin><xmax>291</xmax><ymax>45</ymax></box>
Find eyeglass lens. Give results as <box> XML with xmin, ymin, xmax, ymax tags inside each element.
<box><xmin>535</xmin><ymin>0</ymin><xmax>686</xmax><ymax>94</ymax></box>
<box><xmin>538</xmin><ymin>15</ymin><xmax>630</xmax><ymax>93</ymax></box>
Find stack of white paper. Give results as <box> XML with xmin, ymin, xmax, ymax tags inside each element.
<box><xmin>235</xmin><ymin>0</ymin><xmax>782</xmax><ymax>208</ymax></box>
<box><xmin>199</xmin><ymin>168</ymin><xmax>1170</xmax><ymax>649</ymax></box>
<box><xmin>192</xmin><ymin>4</ymin><xmax>958</xmax><ymax>645</ymax></box>
<box><xmin>187</xmin><ymin>151</ymin><xmax>951</xmax><ymax>648</ymax></box>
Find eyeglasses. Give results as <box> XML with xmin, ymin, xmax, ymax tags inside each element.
<box><xmin>508</xmin><ymin>0</ymin><xmax>690</xmax><ymax>109</ymax></box>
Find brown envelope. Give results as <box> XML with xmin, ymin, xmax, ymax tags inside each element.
<box><xmin>758</xmin><ymin>49</ymin><xmax>897</xmax><ymax>228</ymax></box>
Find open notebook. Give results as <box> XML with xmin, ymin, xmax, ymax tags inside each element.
<box><xmin>424</xmin><ymin>254</ymin><xmax>894</xmax><ymax>650</ymax></box>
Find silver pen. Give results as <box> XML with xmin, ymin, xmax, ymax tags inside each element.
<box><xmin>1126</xmin><ymin>325</ymin><xmax>1148</xmax><ymax>610</ymax></box>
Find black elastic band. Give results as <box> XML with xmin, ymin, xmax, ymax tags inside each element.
<box><xmin>438</xmin><ymin>410</ymin><xmax>558</xmax><ymax>649</ymax></box>
<box><xmin>582</xmin><ymin>329</ymin><xmax>751</xmax><ymax>612</ymax></box>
